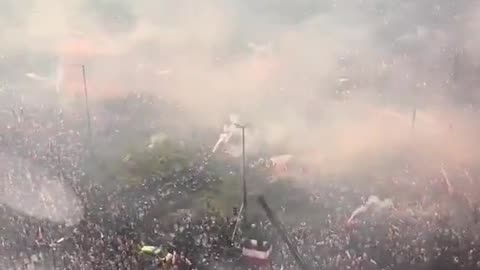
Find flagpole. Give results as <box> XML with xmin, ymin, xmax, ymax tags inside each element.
<box><xmin>258</xmin><ymin>195</ymin><xmax>312</xmax><ymax>270</ymax></box>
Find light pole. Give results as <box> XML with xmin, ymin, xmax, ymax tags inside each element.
<box><xmin>234</xmin><ymin>123</ymin><xmax>247</xmax><ymax>225</ymax></box>
<box><xmin>81</xmin><ymin>65</ymin><xmax>92</xmax><ymax>146</ymax></box>
<box><xmin>64</xmin><ymin>64</ymin><xmax>93</xmax><ymax>148</ymax></box>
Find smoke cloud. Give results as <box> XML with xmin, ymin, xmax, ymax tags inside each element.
<box><xmin>1</xmin><ymin>0</ymin><xmax>480</xmax><ymax>180</ymax></box>
<box><xmin>0</xmin><ymin>154</ymin><xmax>84</xmax><ymax>225</ymax></box>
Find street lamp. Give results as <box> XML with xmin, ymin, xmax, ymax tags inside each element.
<box><xmin>62</xmin><ymin>64</ymin><xmax>92</xmax><ymax>147</ymax></box>
<box><xmin>234</xmin><ymin>123</ymin><xmax>248</xmax><ymax>225</ymax></box>
<box><xmin>73</xmin><ymin>64</ymin><xmax>94</xmax><ymax>156</ymax></box>
<box><xmin>81</xmin><ymin>65</ymin><xmax>92</xmax><ymax>145</ymax></box>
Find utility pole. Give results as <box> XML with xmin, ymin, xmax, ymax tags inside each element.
<box><xmin>234</xmin><ymin>123</ymin><xmax>248</xmax><ymax>225</ymax></box>
<box><xmin>81</xmin><ymin>65</ymin><xmax>92</xmax><ymax>149</ymax></box>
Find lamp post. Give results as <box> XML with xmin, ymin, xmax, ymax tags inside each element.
<box><xmin>63</xmin><ymin>64</ymin><xmax>93</xmax><ymax>148</ymax></box>
<box><xmin>81</xmin><ymin>65</ymin><xmax>92</xmax><ymax>146</ymax></box>
<box><xmin>234</xmin><ymin>123</ymin><xmax>247</xmax><ymax>225</ymax></box>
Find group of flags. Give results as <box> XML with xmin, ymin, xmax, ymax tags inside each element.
<box><xmin>211</xmin><ymin>116</ymin><xmax>296</xmax><ymax>180</ymax></box>
<box><xmin>211</xmin><ymin>113</ymin><xmax>299</xmax><ymax>172</ymax></box>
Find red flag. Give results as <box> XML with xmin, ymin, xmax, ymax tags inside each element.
<box><xmin>268</xmin><ymin>154</ymin><xmax>293</xmax><ymax>179</ymax></box>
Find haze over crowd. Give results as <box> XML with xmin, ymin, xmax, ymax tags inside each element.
<box><xmin>3</xmin><ymin>1</ymin><xmax>480</xmax><ymax>269</ymax></box>
<box><xmin>1</xmin><ymin>0</ymin><xmax>480</xmax><ymax>179</ymax></box>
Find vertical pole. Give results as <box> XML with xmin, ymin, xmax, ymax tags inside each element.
<box><xmin>81</xmin><ymin>65</ymin><xmax>92</xmax><ymax>147</ymax></box>
<box><xmin>241</xmin><ymin>127</ymin><xmax>248</xmax><ymax>225</ymax></box>
<box><xmin>51</xmin><ymin>247</ymin><xmax>57</xmax><ymax>270</ymax></box>
<box><xmin>231</xmin><ymin>203</ymin><xmax>244</xmax><ymax>241</ymax></box>
<box><xmin>258</xmin><ymin>196</ymin><xmax>311</xmax><ymax>270</ymax></box>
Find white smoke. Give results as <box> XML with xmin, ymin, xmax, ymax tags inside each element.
<box><xmin>212</xmin><ymin>114</ymin><xmax>243</xmax><ymax>156</ymax></box>
<box><xmin>347</xmin><ymin>195</ymin><xmax>393</xmax><ymax>224</ymax></box>
<box><xmin>0</xmin><ymin>155</ymin><xmax>84</xmax><ymax>225</ymax></box>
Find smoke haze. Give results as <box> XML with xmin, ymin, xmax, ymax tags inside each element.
<box><xmin>1</xmin><ymin>0</ymin><xmax>480</xmax><ymax>179</ymax></box>
<box><xmin>0</xmin><ymin>154</ymin><xmax>84</xmax><ymax>225</ymax></box>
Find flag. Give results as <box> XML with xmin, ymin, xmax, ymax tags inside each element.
<box><xmin>242</xmin><ymin>239</ymin><xmax>272</xmax><ymax>266</ymax></box>
<box><xmin>268</xmin><ymin>154</ymin><xmax>293</xmax><ymax>179</ymax></box>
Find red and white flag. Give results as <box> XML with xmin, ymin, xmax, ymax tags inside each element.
<box><xmin>242</xmin><ymin>239</ymin><xmax>272</xmax><ymax>266</ymax></box>
<box><xmin>270</xmin><ymin>155</ymin><xmax>291</xmax><ymax>172</ymax></box>
<box><xmin>267</xmin><ymin>154</ymin><xmax>293</xmax><ymax>180</ymax></box>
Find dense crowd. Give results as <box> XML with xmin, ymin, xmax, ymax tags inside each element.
<box><xmin>1</xmin><ymin>93</ymin><xmax>480</xmax><ymax>270</ymax></box>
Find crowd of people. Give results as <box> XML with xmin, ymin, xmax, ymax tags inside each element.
<box><xmin>1</xmin><ymin>92</ymin><xmax>480</xmax><ymax>270</ymax></box>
